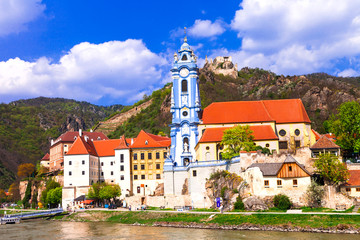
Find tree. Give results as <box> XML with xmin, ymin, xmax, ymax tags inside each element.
<box><xmin>40</xmin><ymin>179</ymin><xmax>60</xmax><ymax>208</ymax></box>
<box><xmin>329</xmin><ymin>101</ymin><xmax>360</xmax><ymax>153</ymax></box>
<box><xmin>306</xmin><ymin>181</ymin><xmax>324</xmax><ymax>208</ymax></box>
<box><xmin>314</xmin><ymin>153</ymin><xmax>349</xmax><ymax>185</ymax></box>
<box><xmin>8</xmin><ymin>182</ymin><xmax>20</xmax><ymax>202</ymax></box>
<box><xmin>22</xmin><ymin>180</ymin><xmax>32</xmax><ymax>208</ymax></box>
<box><xmin>17</xmin><ymin>163</ymin><xmax>35</xmax><ymax>179</ymax></box>
<box><xmin>46</xmin><ymin>187</ymin><xmax>62</xmax><ymax>208</ymax></box>
<box><xmin>0</xmin><ymin>189</ymin><xmax>6</xmax><ymax>203</ymax></box>
<box><xmin>221</xmin><ymin>125</ymin><xmax>255</xmax><ymax>160</ymax></box>
<box><xmin>99</xmin><ymin>184</ymin><xmax>121</xmax><ymax>202</ymax></box>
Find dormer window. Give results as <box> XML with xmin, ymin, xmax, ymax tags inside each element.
<box><xmin>145</xmin><ymin>140</ymin><xmax>148</xmax><ymax>145</ymax></box>
<box><xmin>181</xmin><ymin>80</ymin><xmax>188</xmax><ymax>92</ymax></box>
<box><xmin>181</xmin><ymin>54</ymin><xmax>188</xmax><ymax>61</ymax></box>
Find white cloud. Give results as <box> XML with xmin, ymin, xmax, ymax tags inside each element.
<box><xmin>0</xmin><ymin>40</ymin><xmax>168</xmax><ymax>104</ymax></box>
<box><xmin>226</xmin><ymin>0</ymin><xmax>360</xmax><ymax>75</ymax></box>
<box><xmin>0</xmin><ymin>0</ymin><xmax>45</xmax><ymax>36</ymax></box>
<box><xmin>188</xmin><ymin>19</ymin><xmax>226</xmax><ymax>38</ymax></box>
<box><xmin>338</xmin><ymin>68</ymin><xmax>359</xmax><ymax>77</ymax></box>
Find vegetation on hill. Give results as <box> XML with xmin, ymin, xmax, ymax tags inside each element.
<box><xmin>109</xmin><ymin>85</ymin><xmax>172</xmax><ymax>138</ymax></box>
<box><xmin>0</xmin><ymin>97</ymin><xmax>123</xmax><ymax>189</ymax></box>
<box><xmin>110</xmin><ymin>66</ymin><xmax>360</xmax><ymax>141</ymax></box>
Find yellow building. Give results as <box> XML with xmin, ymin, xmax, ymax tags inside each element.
<box><xmin>130</xmin><ymin>130</ymin><xmax>170</xmax><ymax>195</ymax></box>
<box><xmin>196</xmin><ymin>99</ymin><xmax>316</xmax><ymax>161</ymax></box>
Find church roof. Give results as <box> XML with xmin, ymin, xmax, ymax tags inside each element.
<box><xmin>198</xmin><ymin>125</ymin><xmax>278</xmax><ymax>144</ymax></box>
<box><xmin>202</xmin><ymin>99</ymin><xmax>311</xmax><ymax>124</ymax></box>
<box><xmin>66</xmin><ymin>136</ymin><xmax>98</xmax><ymax>156</ymax></box>
<box><xmin>310</xmin><ymin>135</ymin><xmax>340</xmax><ymax>150</ymax></box>
<box><xmin>131</xmin><ymin>130</ymin><xmax>171</xmax><ymax>149</ymax></box>
<box><xmin>93</xmin><ymin>139</ymin><xmax>121</xmax><ymax>157</ymax></box>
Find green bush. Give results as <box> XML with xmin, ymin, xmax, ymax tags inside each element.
<box><xmin>273</xmin><ymin>194</ymin><xmax>292</xmax><ymax>210</ymax></box>
<box><xmin>234</xmin><ymin>195</ymin><xmax>245</xmax><ymax>210</ymax></box>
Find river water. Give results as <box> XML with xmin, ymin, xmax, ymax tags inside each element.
<box><xmin>1</xmin><ymin>220</ymin><xmax>360</xmax><ymax>240</ymax></box>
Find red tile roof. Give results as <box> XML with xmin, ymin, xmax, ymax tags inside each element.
<box><xmin>346</xmin><ymin>170</ymin><xmax>360</xmax><ymax>186</ymax></box>
<box><xmin>93</xmin><ymin>139</ymin><xmax>121</xmax><ymax>157</ymax></box>
<box><xmin>312</xmin><ymin>129</ymin><xmax>322</xmax><ymax>141</ymax></box>
<box><xmin>53</xmin><ymin>131</ymin><xmax>108</xmax><ymax>144</ymax></box>
<box><xmin>202</xmin><ymin>99</ymin><xmax>311</xmax><ymax>124</ymax></box>
<box><xmin>131</xmin><ymin>130</ymin><xmax>171</xmax><ymax>149</ymax></box>
<box><xmin>198</xmin><ymin>125</ymin><xmax>278</xmax><ymax>143</ymax></box>
<box><xmin>41</xmin><ymin>153</ymin><xmax>50</xmax><ymax>161</ymax></box>
<box><xmin>115</xmin><ymin>136</ymin><xmax>130</xmax><ymax>150</ymax></box>
<box><xmin>66</xmin><ymin>136</ymin><xmax>98</xmax><ymax>156</ymax></box>
<box><xmin>310</xmin><ymin>135</ymin><xmax>340</xmax><ymax>149</ymax></box>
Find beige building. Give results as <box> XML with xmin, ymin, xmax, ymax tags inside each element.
<box><xmin>341</xmin><ymin>170</ymin><xmax>360</xmax><ymax>198</ymax></box>
<box><xmin>243</xmin><ymin>155</ymin><xmax>311</xmax><ymax>204</ymax></box>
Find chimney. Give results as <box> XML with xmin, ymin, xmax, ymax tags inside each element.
<box><xmin>90</xmin><ymin>129</ymin><xmax>93</xmax><ymax>132</ymax></box>
<box><xmin>131</xmin><ymin>138</ymin><xmax>134</xmax><ymax>145</ymax></box>
<box><xmin>51</xmin><ymin>139</ymin><xmax>54</xmax><ymax>146</ymax></box>
<box><xmin>84</xmin><ymin>135</ymin><xmax>88</xmax><ymax>142</ymax></box>
<box><xmin>79</xmin><ymin>129</ymin><xmax>82</xmax><ymax>136</ymax></box>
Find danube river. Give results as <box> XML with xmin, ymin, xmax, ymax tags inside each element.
<box><xmin>1</xmin><ymin>220</ymin><xmax>360</xmax><ymax>240</ymax></box>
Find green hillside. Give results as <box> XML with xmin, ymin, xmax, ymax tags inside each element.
<box><xmin>0</xmin><ymin>97</ymin><xmax>123</xmax><ymax>189</ymax></box>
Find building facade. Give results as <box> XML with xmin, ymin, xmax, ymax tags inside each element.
<box><xmin>168</xmin><ymin>38</ymin><xmax>201</xmax><ymax>167</ymax></box>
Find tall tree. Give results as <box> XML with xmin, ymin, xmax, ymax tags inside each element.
<box><xmin>221</xmin><ymin>125</ymin><xmax>255</xmax><ymax>160</ymax></box>
<box><xmin>46</xmin><ymin>187</ymin><xmax>62</xmax><ymax>208</ymax></box>
<box><xmin>8</xmin><ymin>182</ymin><xmax>20</xmax><ymax>202</ymax></box>
<box><xmin>17</xmin><ymin>163</ymin><xmax>35</xmax><ymax>179</ymax></box>
<box><xmin>314</xmin><ymin>153</ymin><xmax>349</xmax><ymax>185</ymax></box>
<box><xmin>329</xmin><ymin>101</ymin><xmax>360</xmax><ymax>153</ymax></box>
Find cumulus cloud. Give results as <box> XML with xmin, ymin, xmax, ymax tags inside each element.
<box><xmin>338</xmin><ymin>68</ymin><xmax>360</xmax><ymax>77</ymax></box>
<box><xmin>0</xmin><ymin>0</ymin><xmax>45</xmax><ymax>36</ymax></box>
<box><xmin>188</xmin><ymin>19</ymin><xmax>226</xmax><ymax>38</ymax></box>
<box><xmin>0</xmin><ymin>40</ymin><xmax>168</xmax><ymax>104</ymax></box>
<box><xmin>226</xmin><ymin>0</ymin><xmax>360</xmax><ymax>75</ymax></box>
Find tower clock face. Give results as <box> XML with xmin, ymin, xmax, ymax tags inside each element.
<box><xmin>180</xmin><ymin>68</ymin><xmax>189</xmax><ymax>77</ymax></box>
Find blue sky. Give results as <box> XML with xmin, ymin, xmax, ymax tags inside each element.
<box><xmin>1</xmin><ymin>0</ymin><xmax>360</xmax><ymax>106</ymax></box>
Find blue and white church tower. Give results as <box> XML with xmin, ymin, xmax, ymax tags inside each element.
<box><xmin>166</xmin><ymin>37</ymin><xmax>201</xmax><ymax>168</ymax></box>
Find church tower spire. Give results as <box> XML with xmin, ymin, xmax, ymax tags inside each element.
<box><xmin>165</xmin><ymin>38</ymin><xmax>201</xmax><ymax>168</ymax></box>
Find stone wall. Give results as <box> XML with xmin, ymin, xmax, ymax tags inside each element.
<box><xmin>323</xmin><ymin>185</ymin><xmax>354</xmax><ymax>209</ymax></box>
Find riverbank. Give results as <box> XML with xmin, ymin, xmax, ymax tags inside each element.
<box><xmin>54</xmin><ymin>210</ymin><xmax>360</xmax><ymax>234</ymax></box>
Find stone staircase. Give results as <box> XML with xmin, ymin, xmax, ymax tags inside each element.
<box><xmin>93</xmin><ymin>99</ymin><xmax>152</xmax><ymax>136</ymax></box>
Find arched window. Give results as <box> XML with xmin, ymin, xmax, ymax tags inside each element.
<box><xmin>181</xmin><ymin>80</ymin><xmax>188</xmax><ymax>92</ymax></box>
<box><xmin>181</xmin><ymin>54</ymin><xmax>188</xmax><ymax>61</ymax></box>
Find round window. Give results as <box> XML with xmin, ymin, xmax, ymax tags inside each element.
<box><xmin>182</xmin><ymin>111</ymin><xmax>188</xmax><ymax>117</ymax></box>
<box><xmin>265</xmin><ymin>143</ymin><xmax>270</xmax><ymax>147</ymax></box>
<box><xmin>206</xmin><ymin>146</ymin><xmax>210</xmax><ymax>150</ymax></box>
<box><xmin>279</xmin><ymin>129</ymin><xmax>286</xmax><ymax>136</ymax></box>
<box><xmin>294</xmin><ymin>129</ymin><xmax>300</xmax><ymax>136</ymax></box>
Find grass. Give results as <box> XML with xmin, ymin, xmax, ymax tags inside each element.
<box><xmin>58</xmin><ymin>210</ymin><xmax>360</xmax><ymax>230</ymax></box>
<box><xmin>301</xmin><ymin>206</ymin><xmax>355</xmax><ymax>213</ymax></box>
<box><xmin>190</xmin><ymin>208</ymin><xmax>219</xmax><ymax>212</ymax></box>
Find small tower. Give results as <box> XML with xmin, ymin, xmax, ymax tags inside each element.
<box><xmin>165</xmin><ymin>36</ymin><xmax>201</xmax><ymax>168</ymax></box>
